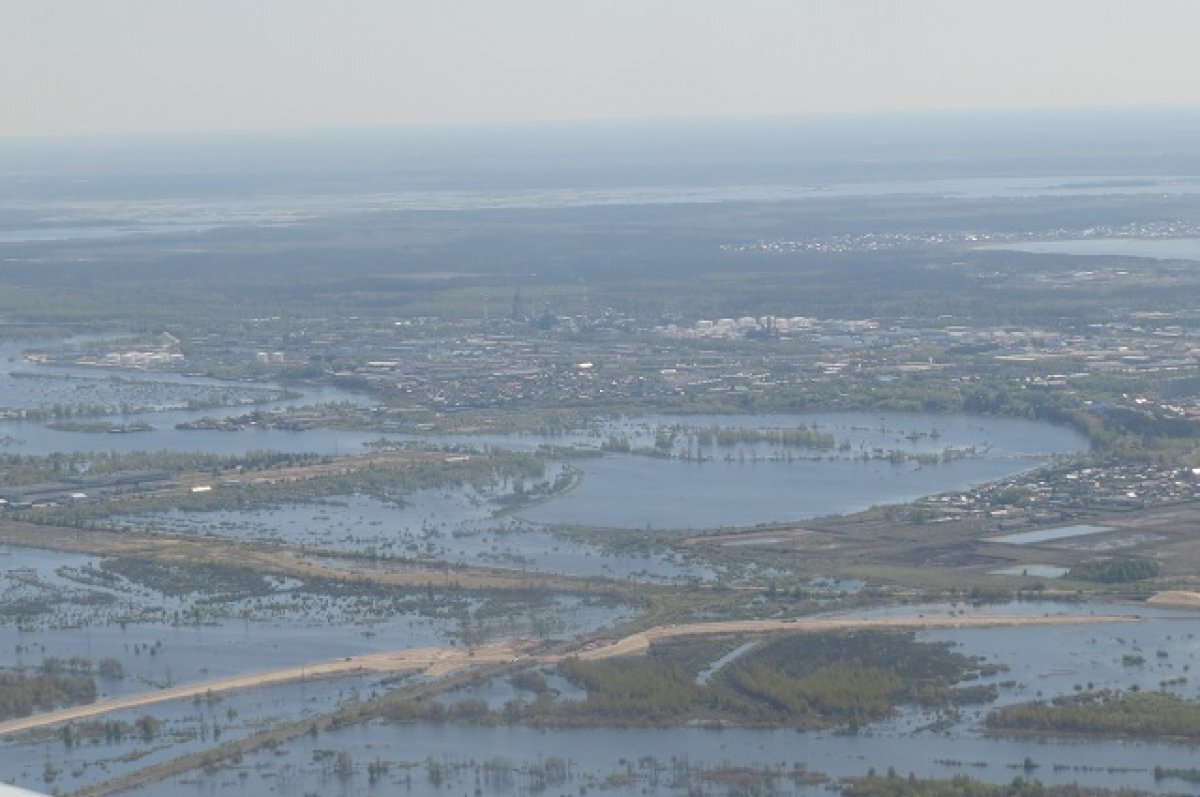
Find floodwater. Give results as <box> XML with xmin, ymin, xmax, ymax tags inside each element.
<box><xmin>0</xmin><ymin>339</ymin><xmax>1087</xmax><ymax>531</ymax></box>
<box><xmin>93</xmin><ymin>410</ymin><xmax>1088</xmax><ymax>582</ymax></box>
<box><xmin>115</xmin><ymin>603</ymin><xmax>1200</xmax><ymax>797</ymax></box>
<box><xmin>0</xmin><ymin>547</ymin><xmax>630</xmax><ymax>794</ymax></box>
<box><xmin>0</xmin><ymin>545</ymin><xmax>630</xmax><ymax>698</ymax></box>
<box><xmin>987</xmin><ymin>524</ymin><xmax>1115</xmax><ymax>546</ymax></box>
<box><xmin>0</xmin><ymin>348</ymin><xmax>1108</xmax><ymax>795</ymax></box>
<box><xmin>987</xmin><ymin>565</ymin><xmax>1070</xmax><ymax>578</ymax></box>
<box><xmin>0</xmin><ymin>675</ymin><xmax>383</xmax><ymax>794</ymax></box>
<box><xmin>0</xmin><ymin>340</ymin><xmax>380</xmax><ymax>457</ymax></box>
<box><xmin>116</xmin><ymin>491</ymin><xmax>711</xmax><ymax>582</ymax></box>
<box><xmin>131</xmin><ymin>720</ymin><xmax>1200</xmax><ymax>797</ymax></box>
<box><xmin>522</xmin><ymin>413</ymin><xmax>1086</xmax><ymax>529</ymax></box>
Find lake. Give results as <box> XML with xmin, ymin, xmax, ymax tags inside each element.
<box><xmin>96</xmin><ymin>411</ymin><xmax>1088</xmax><ymax>554</ymax></box>
<box><xmin>521</xmin><ymin>413</ymin><xmax>1086</xmax><ymax>529</ymax></box>
<box><xmin>985</xmin><ymin>237</ymin><xmax>1200</xmax><ymax>262</ymax></box>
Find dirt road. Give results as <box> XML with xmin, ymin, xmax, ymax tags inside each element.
<box><xmin>574</xmin><ymin>611</ymin><xmax>1142</xmax><ymax>660</ymax></box>
<box><xmin>0</xmin><ymin>610</ymin><xmax>1139</xmax><ymax>738</ymax></box>
<box><xmin>0</xmin><ymin>640</ymin><xmax>521</xmax><ymax>738</ymax></box>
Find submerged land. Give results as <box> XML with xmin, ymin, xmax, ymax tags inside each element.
<box><xmin>4</xmin><ymin>115</ymin><xmax>1200</xmax><ymax>795</ymax></box>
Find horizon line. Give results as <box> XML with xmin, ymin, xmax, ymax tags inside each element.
<box><xmin>4</xmin><ymin>103</ymin><xmax>1200</xmax><ymax>146</ymax></box>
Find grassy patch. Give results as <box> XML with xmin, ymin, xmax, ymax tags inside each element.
<box><xmin>986</xmin><ymin>690</ymin><xmax>1200</xmax><ymax>740</ymax></box>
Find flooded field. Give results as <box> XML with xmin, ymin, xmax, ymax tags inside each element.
<box><xmin>0</xmin><ymin>340</ymin><xmax>381</xmax><ymax>456</ymax></box>
<box><xmin>113</xmin><ymin>603</ymin><xmax>1200</xmax><ymax>797</ymax></box>
<box><xmin>0</xmin><ymin>339</ymin><xmax>1088</xmax><ymax>531</ymax></box>
<box><xmin>0</xmin><ymin>347</ymin><xmax>1110</xmax><ymax>796</ymax></box>
<box><xmin>134</xmin><ymin>720</ymin><xmax>1200</xmax><ymax>797</ymax></box>
<box><xmin>115</xmin><ymin>490</ymin><xmax>712</xmax><ymax>582</ymax></box>
<box><xmin>522</xmin><ymin>413</ymin><xmax>1087</xmax><ymax>529</ymax></box>
<box><xmin>988</xmin><ymin>524</ymin><xmax>1116</xmax><ymax>546</ymax></box>
<box><xmin>0</xmin><ymin>540</ymin><xmax>632</xmax><ymax>793</ymax></box>
<box><xmin>73</xmin><ymin>410</ymin><xmax>1085</xmax><ymax>535</ymax></box>
<box><xmin>0</xmin><ymin>543</ymin><xmax>630</xmax><ymax>693</ymax></box>
<box><xmin>1</xmin><ymin>675</ymin><xmax>382</xmax><ymax>795</ymax></box>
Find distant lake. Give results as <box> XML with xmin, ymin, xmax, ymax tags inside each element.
<box><xmin>0</xmin><ymin>222</ymin><xmax>218</xmax><ymax>243</ymax></box>
<box><xmin>0</xmin><ymin>345</ymin><xmax>1087</xmax><ymax>531</ymax></box>
<box><xmin>4</xmin><ymin>177</ymin><xmax>1200</xmax><ymax>244</ymax></box>
<box><xmin>985</xmin><ymin>237</ymin><xmax>1200</xmax><ymax>261</ymax></box>
<box><xmin>0</xmin><ymin>364</ymin><xmax>1089</xmax><ymax>532</ymax></box>
<box><xmin>988</xmin><ymin>523</ymin><xmax>1115</xmax><ymax>546</ymax></box>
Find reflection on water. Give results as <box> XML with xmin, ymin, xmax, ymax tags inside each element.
<box><xmin>988</xmin><ymin>524</ymin><xmax>1115</xmax><ymax>546</ymax></box>
<box><xmin>523</xmin><ymin>413</ymin><xmax>1086</xmax><ymax>529</ymax></box>
<box><xmin>987</xmin><ymin>564</ymin><xmax>1069</xmax><ymax>578</ymax></box>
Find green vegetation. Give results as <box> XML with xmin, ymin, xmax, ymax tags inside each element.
<box><xmin>605</xmin><ymin>423</ymin><xmax>838</xmax><ymax>456</ymax></box>
<box><xmin>0</xmin><ymin>670</ymin><xmax>97</xmax><ymax>721</ymax></box>
<box><xmin>0</xmin><ymin>372</ymin><xmax>296</xmax><ymax>420</ymax></box>
<box><xmin>0</xmin><ymin>448</ymin><xmax>327</xmax><ymax>487</ymax></box>
<box><xmin>508</xmin><ymin>670</ymin><xmax>550</xmax><ymax>695</ymax></box>
<box><xmin>99</xmin><ymin>558</ymin><xmax>275</xmax><ymax>599</ymax></box>
<box><xmin>556</xmin><ymin>657</ymin><xmax>700</xmax><ymax>722</ymax></box>
<box><xmin>986</xmin><ymin>690</ymin><xmax>1200</xmax><ymax>740</ymax></box>
<box><xmin>30</xmin><ymin>448</ymin><xmax>551</xmax><ymax>526</ymax></box>
<box><xmin>416</xmin><ymin>631</ymin><xmax>999</xmax><ymax>729</ymax></box>
<box><xmin>44</xmin><ymin>420</ymin><xmax>155</xmax><ymax>434</ymax></box>
<box><xmin>726</xmin><ymin>663</ymin><xmax>900</xmax><ymax>726</ymax></box>
<box><xmin>719</xmin><ymin>631</ymin><xmax>1000</xmax><ymax>720</ymax></box>
<box><xmin>1066</xmin><ymin>558</ymin><xmax>1160</xmax><ymax>583</ymax></box>
<box><xmin>58</xmin><ymin>715</ymin><xmax>163</xmax><ymax>748</ymax></box>
<box><xmin>840</xmin><ymin>773</ymin><xmax>1158</xmax><ymax>797</ymax></box>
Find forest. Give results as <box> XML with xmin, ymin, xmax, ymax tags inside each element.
<box><xmin>0</xmin><ymin>670</ymin><xmax>97</xmax><ymax>721</ymax></box>
<box><xmin>841</xmin><ymin>772</ymin><xmax>1159</xmax><ymax>797</ymax></box>
<box><xmin>399</xmin><ymin>631</ymin><xmax>1003</xmax><ymax>729</ymax></box>
<box><xmin>985</xmin><ymin>690</ymin><xmax>1200</xmax><ymax>740</ymax></box>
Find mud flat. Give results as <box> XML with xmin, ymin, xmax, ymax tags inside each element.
<box><xmin>1147</xmin><ymin>590</ymin><xmax>1200</xmax><ymax>607</ymax></box>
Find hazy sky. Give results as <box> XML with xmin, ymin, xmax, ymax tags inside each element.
<box><xmin>4</xmin><ymin>0</ymin><xmax>1199</xmax><ymax>138</ymax></box>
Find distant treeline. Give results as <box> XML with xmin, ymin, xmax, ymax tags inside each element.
<box><xmin>986</xmin><ymin>690</ymin><xmax>1200</xmax><ymax>740</ymax></box>
<box><xmin>841</xmin><ymin>772</ymin><xmax>1160</xmax><ymax>797</ymax></box>
<box><xmin>1066</xmin><ymin>558</ymin><xmax>1159</xmax><ymax>583</ymax></box>
<box><xmin>0</xmin><ymin>671</ymin><xmax>96</xmax><ymax>721</ymax></box>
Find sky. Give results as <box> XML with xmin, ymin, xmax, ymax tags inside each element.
<box><xmin>3</xmin><ymin>0</ymin><xmax>1200</xmax><ymax>138</ymax></box>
